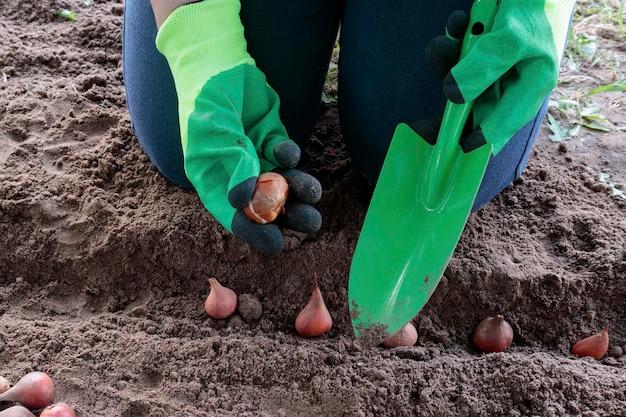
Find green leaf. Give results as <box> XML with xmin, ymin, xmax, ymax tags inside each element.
<box><xmin>599</xmin><ymin>173</ymin><xmax>626</xmax><ymax>201</ymax></box>
<box><xmin>580</xmin><ymin>103</ymin><xmax>601</xmax><ymax>117</ymax></box>
<box><xmin>574</xmin><ymin>33</ymin><xmax>598</xmax><ymax>61</ymax></box>
<box><xmin>58</xmin><ymin>9</ymin><xmax>77</xmax><ymax>21</ymax></box>
<box><xmin>618</xmin><ymin>0</ymin><xmax>625</xmax><ymax>37</ymax></box>
<box><xmin>586</xmin><ymin>81</ymin><xmax>626</xmax><ymax>96</ymax></box>
<box><xmin>547</xmin><ymin>113</ymin><xmax>569</xmax><ymax>142</ymax></box>
<box><xmin>581</xmin><ymin>113</ymin><xmax>613</xmax><ymax>132</ymax></box>
<box><xmin>550</xmin><ymin>98</ymin><xmax>579</xmax><ymax>111</ymax></box>
<box><xmin>321</xmin><ymin>92</ymin><xmax>336</xmax><ymax>105</ymax></box>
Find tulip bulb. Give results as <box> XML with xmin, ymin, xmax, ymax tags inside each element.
<box><xmin>295</xmin><ymin>274</ymin><xmax>332</xmax><ymax>337</ymax></box>
<box><xmin>40</xmin><ymin>403</ymin><xmax>76</xmax><ymax>417</ymax></box>
<box><xmin>204</xmin><ymin>278</ymin><xmax>237</xmax><ymax>320</ymax></box>
<box><xmin>0</xmin><ymin>372</ymin><xmax>54</xmax><ymax>410</ymax></box>
<box><xmin>473</xmin><ymin>315</ymin><xmax>514</xmax><ymax>353</ymax></box>
<box><xmin>0</xmin><ymin>406</ymin><xmax>35</xmax><ymax>417</ymax></box>
<box><xmin>383</xmin><ymin>323</ymin><xmax>418</xmax><ymax>348</ymax></box>
<box><xmin>0</xmin><ymin>376</ymin><xmax>10</xmax><ymax>394</ymax></box>
<box><xmin>571</xmin><ymin>327</ymin><xmax>609</xmax><ymax>360</ymax></box>
<box><xmin>244</xmin><ymin>173</ymin><xmax>289</xmax><ymax>224</ymax></box>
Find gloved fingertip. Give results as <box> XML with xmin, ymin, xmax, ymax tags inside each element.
<box><xmin>232</xmin><ymin>211</ymin><xmax>284</xmax><ymax>254</ymax></box>
<box><xmin>447</xmin><ymin>10</ymin><xmax>469</xmax><ymax>39</ymax></box>
<box><xmin>408</xmin><ymin>118</ymin><xmax>441</xmax><ymax>145</ymax></box>
<box><xmin>273</xmin><ymin>140</ymin><xmax>301</xmax><ymax>168</ymax></box>
<box><xmin>228</xmin><ymin>177</ymin><xmax>257</xmax><ymax>209</ymax></box>
<box><xmin>460</xmin><ymin>127</ymin><xmax>488</xmax><ymax>153</ymax></box>
<box><xmin>426</xmin><ymin>35</ymin><xmax>461</xmax><ymax>80</ymax></box>
<box><xmin>281</xmin><ymin>203</ymin><xmax>322</xmax><ymax>234</ymax></box>
<box><xmin>443</xmin><ymin>73</ymin><xmax>466</xmax><ymax>104</ymax></box>
<box><xmin>282</xmin><ymin>169</ymin><xmax>322</xmax><ymax>205</ymax></box>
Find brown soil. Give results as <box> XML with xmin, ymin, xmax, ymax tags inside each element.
<box><xmin>1</xmin><ymin>1</ymin><xmax>625</xmax><ymax>416</ymax></box>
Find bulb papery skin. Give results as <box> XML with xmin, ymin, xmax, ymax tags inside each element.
<box><xmin>0</xmin><ymin>376</ymin><xmax>10</xmax><ymax>394</ymax></box>
<box><xmin>0</xmin><ymin>372</ymin><xmax>55</xmax><ymax>410</ymax></box>
<box><xmin>383</xmin><ymin>323</ymin><xmax>418</xmax><ymax>348</ymax></box>
<box><xmin>0</xmin><ymin>406</ymin><xmax>36</xmax><ymax>417</ymax></box>
<box><xmin>204</xmin><ymin>278</ymin><xmax>238</xmax><ymax>320</ymax></box>
<box><xmin>571</xmin><ymin>328</ymin><xmax>609</xmax><ymax>360</ymax></box>
<box><xmin>473</xmin><ymin>315</ymin><xmax>514</xmax><ymax>353</ymax></box>
<box><xmin>244</xmin><ymin>173</ymin><xmax>289</xmax><ymax>224</ymax></box>
<box><xmin>40</xmin><ymin>403</ymin><xmax>76</xmax><ymax>417</ymax></box>
<box><xmin>295</xmin><ymin>277</ymin><xmax>332</xmax><ymax>338</ymax></box>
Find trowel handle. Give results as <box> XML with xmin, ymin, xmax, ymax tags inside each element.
<box><xmin>436</xmin><ymin>0</ymin><xmax>499</xmax><ymax>154</ymax></box>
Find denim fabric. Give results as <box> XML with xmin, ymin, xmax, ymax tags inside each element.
<box><xmin>123</xmin><ymin>0</ymin><xmax>191</xmax><ymax>188</ymax></box>
<box><xmin>122</xmin><ymin>0</ymin><xmax>546</xmax><ymax>209</ymax></box>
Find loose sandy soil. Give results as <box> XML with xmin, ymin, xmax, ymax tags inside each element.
<box><xmin>1</xmin><ymin>1</ymin><xmax>625</xmax><ymax>416</ymax></box>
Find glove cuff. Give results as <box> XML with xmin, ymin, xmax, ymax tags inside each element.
<box><xmin>155</xmin><ymin>0</ymin><xmax>255</xmax><ymax>92</ymax></box>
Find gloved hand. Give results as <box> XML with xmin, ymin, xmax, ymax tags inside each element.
<box><xmin>156</xmin><ymin>0</ymin><xmax>322</xmax><ymax>254</ymax></box>
<box><xmin>423</xmin><ymin>1</ymin><xmax>576</xmax><ymax>154</ymax></box>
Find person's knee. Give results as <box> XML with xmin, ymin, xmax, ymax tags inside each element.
<box><xmin>472</xmin><ymin>99</ymin><xmax>548</xmax><ymax>210</ymax></box>
<box><xmin>145</xmin><ymin>145</ymin><xmax>192</xmax><ymax>189</ymax></box>
<box><xmin>123</xmin><ymin>0</ymin><xmax>191</xmax><ymax>190</ymax></box>
<box><xmin>131</xmin><ymin>120</ymin><xmax>192</xmax><ymax>189</ymax></box>
<box><xmin>150</xmin><ymin>150</ymin><xmax>192</xmax><ymax>190</ymax></box>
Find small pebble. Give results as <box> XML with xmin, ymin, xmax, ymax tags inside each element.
<box><xmin>566</xmin><ymin>401</ymin><xmax>580</xmax><ymax>413</ymax></box>
<box><xmin>2</xmin><ymin>66</ymin><xmax>16</xmax><ymax>76</ymax></box>
<box><xmin>591</xmin><ymin>183</ymin><xmax>610</xmax><ymax>193</ymax></box>
<box><xmin>34</xmin><ymin>87</ymin><xmax>48</xmax><ymax>98</ymax></box>
<box><xmin>507</xmin><ymin>196</ymin><xmax>519</xmax><ymax>205</ymax></box>
<box><xmin>115</xmin><ymin>380</ymin><xmax>127</xmax><ymax>390</ymax></box>
<box><xmin>84</xmin><ymin>198</ymin><xmax>103</xmax><ymax>215</ymax></box>
<box><xmin>237</xmin><ymin>294</ymin><xmax>263</xmax><ymax>322</ymax></box>
<box><xmin>15</xmin><ymin>277</ymin><xmax>24</xmax><ymax>283</ymax></box>
<box><xmin>350</xmin><ymin>340</ymin><xmax>363</xmax><ymax>352</ymax></box>
<box><xmin>129</xmin><ymin>306</ymin><xmax>146</xmax><ymax>317</ymax></box>
<box><xmin>146</xmin><ymin>326</ymin><xmax>157</xmax><ymax>334</ymax></box>
<box><xmin>187</xmin><ymin>382</ymin><xmax>202</xmax><ymax>396</ymax></box>
<box><xmin>260</xmin><ymin>319</ymin><xmax>274</xmax><ymax>332</ymax></box>
<box><xmin>227</xmin><ymin>314</ymin><xmax>245</xmax><ymax>329</ymax></box>
<box><xmin>337</xmin><ymin>287</ymin><xmax>347</xmax><ymax>299</ymax></box>
<box><xmin>609</xmin><ymin>345</ymin><xmax>623</xmax><ymax>358</ymax></box>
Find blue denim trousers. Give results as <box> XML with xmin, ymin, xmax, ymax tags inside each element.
<box><xmin>122</xmin><ymin>0</ymin><xmax>548</xmax><ymax>210</ymax></box>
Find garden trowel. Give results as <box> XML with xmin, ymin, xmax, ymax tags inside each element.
<box><xmin>348</xmin><ymin>0</ymin><xmax>499</xmax><ymax>344</ymax></box>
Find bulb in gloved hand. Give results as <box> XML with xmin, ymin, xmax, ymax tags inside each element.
<box><xmin>244</xmin><ymin>173</ymin><xmax>289</xmax><ymax>224</ymax></box>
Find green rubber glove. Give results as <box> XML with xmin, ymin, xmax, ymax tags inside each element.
<box><xmin>156</xmin><ymin>0</ymin><xmax>322</xmax><ymax>254</ymax></box>
<box><xmin>427</xmin><ymin>0</ymin><xmax>576</xmax><ymax>154</ymax></box>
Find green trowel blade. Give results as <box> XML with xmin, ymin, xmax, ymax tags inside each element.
<box><xmin>348</xmin><ymin>0</ymin><xmax>499</xmax><ymax>344</ymax></box>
